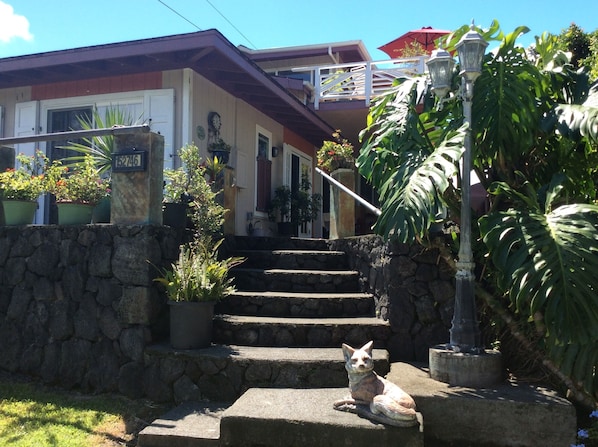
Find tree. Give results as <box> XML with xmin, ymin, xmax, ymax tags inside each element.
<box><xmin>358</xmin><ymin>21</ymin><xmax>598</xmax><ymax>407</ymax></box>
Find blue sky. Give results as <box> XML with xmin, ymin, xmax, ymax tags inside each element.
<box><xmin>1</xmin><ymin>0</ymin><xmax>597</xmax><ymax>60</ymax></box>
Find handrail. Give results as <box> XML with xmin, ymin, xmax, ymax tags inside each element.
<box><xmin>316</xmin><ymin>167</ymin><xmax>381</xmax><ymax>216</ymax></box>
<box><xmin>0</xmin><ymin>124</ymin><xmax>151</xmax><ymax>146</ymax></box>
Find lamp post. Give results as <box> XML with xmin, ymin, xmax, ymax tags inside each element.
<box><xmin>427</xmin><ymin>24</ymin><xmax>488</xmax><ymax>354</ymax></box>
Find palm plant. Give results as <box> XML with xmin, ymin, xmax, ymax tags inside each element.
<box><xmin>60</xmin><ymin>106</ymin><xmax>140</xmax><ymax>174</ymax></box>
<box><xmin>358</xmin><ymin>21</ymin><xmax>598</xmax><ymax>407</ymax></box>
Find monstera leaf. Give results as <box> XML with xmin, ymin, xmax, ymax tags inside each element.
<box><xmin>480</xmin><ymin>178</ymin><xmax>598</xmax><ymax>346</ymax></box>
<box><xmin>555</xmin><ymin>81</ymin><xmax>598</xmax><ymax>143</ymax></box>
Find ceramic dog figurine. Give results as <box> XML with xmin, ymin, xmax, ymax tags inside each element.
<box><xmin>333</xmin><ymin>341</ymin><xmax>418</xmax><ymax>428</ymax></box>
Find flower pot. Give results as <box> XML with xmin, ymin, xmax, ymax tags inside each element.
<box><xmin>210</xmin><ymin>150</ymin><xmax>230</xmax><ymax>165</ymax></box>
<box><xmin>1</xmin><ymin>200</ymin><xmax>37</xmax><ymax>225</ymax></box>
<box><xmin>92</xmin><ymin>197</ymin><xmax>111</xmax><ymax>223</ymax></box>
<box><xmin>57</xmin><ymin>202</ymin><xmax>94</xmax><ymax>225</ymax></box>
<box><xmin>277</xmin><ymin>221</ymin><xmax>295</xmax><ymax>237</ymax></box>
<box><xmin>169</xmin><ymin>301</ymin><xmax>215</xmax><ymax>349</ymax></box>
<box><xmin>162</xmin><ymin>202</ymin><xmax>188</xmax><ymax>229</ymax></box>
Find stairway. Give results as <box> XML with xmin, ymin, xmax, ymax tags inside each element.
<box><xmin>214</xmin><ymin>236</ymin><xmax>390</xmax><ymax>350</ymax></box>
<box><xmin>138</xmin><ymin>236</ymin><xmax>403</xmax><ymax>446</ymax></box>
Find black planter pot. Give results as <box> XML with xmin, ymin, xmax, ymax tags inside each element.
<box><xmin>277</xmin><ymin>221</ymin><xmax>297</xmax><ymax>237</ymax></box>
<box><xmin>210</xmin><ymin>150</ymin><xmax>230</xmax><ymax>165</ymax></box>
<box><xmin>162</xmin><ymin>202</ymin><xmax>188</xmax><ymax>229</ymax></box>
<box><xmin>168</xmin><ymin>301</ymin><xmax>215</xmax><ymax>349</ymax></box>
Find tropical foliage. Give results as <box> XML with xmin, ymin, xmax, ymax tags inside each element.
<box><xmin>153</xmin><ymin>238</ymin><xmax>244</xmax><ymax>302</ymax></box>
<box><xmin>357</xmin><ymin>21</ymin><xmax>598</xmax><ymax>407</ymax></box>
<box><xmin>60</xmin><ymin>106</ymin><xmax>140</xmax><ymax>174</ymax></box>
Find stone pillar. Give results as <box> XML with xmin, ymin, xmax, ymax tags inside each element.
<box><xmin>111</xmin><ymin>132</ymin><xmax>164</xmax><ymax>225</ymax></box>
<box><xmin>329</xmin><ymin>168</ymin><xmax>355</xmax><ymax>239</ymax></box>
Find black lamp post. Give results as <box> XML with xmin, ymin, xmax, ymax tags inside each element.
<box><xmin>426</xmin><ymin>24</ymin><xmax>488</xmax><ymax>354</ymax></box>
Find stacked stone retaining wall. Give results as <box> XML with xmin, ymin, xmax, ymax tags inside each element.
<box><xmin>0</xmin><ymin>225</ymin><xmax>183</xmax><ymax>397</ymax></box>
<box><xmin>329</xmin><ymin>235</ymin><xmax>455</xmax><ymax>362</ymax></box>
<box><xmin>0</xmin><ymin>229</ymin><xmax>455</xmax><ymax>399</ymax></box>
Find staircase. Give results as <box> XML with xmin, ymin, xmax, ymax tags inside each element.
<box><xmin>214</xmin><ymin>236</ymin><xmax>390</xmax><ymax>350</ymax></box>
<box><xmin>138</xmin><ymin>236</ymin><xmax>412</xmax><ymax>446</ymax></box>
<box><xmin>138</xmin><ymin>236</ymin><xmax>576</xmax><ymax>447</ymax></box>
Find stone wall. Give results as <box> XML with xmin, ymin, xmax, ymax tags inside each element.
<box><xmin>0</xmin><ymin>228</ymin><xmax>455</xmax><ymax>399</ymax></box>
<box><xmin>329</xmin><ymin>235</ymin><xmax>455</xmax><ymax>362</ymax></box>
<box><xmin>0</xmin><ymin>225</ymin><xmax>182</xmax><ymax>396</ymax></box>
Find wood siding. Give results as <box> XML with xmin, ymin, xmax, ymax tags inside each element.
<box><xmin>31</xmin><ymin>72</ymin><xmax>162</xmax><ymax>100</ymax></box>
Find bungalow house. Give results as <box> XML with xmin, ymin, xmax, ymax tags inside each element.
<box><xmin>0</xmin><ymin>29</ymin><xmax>340</xmax><ymax>237</ymax></box>
<box><xmin>0</xmin><ymin>29</ymin><xmax>426</xmax><ymax>236</ymax></box>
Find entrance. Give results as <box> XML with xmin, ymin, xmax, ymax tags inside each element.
<box><xmin>285</xmin><ymin>149</ymin><xmax>314</xmax><ymax>238</ymax></box>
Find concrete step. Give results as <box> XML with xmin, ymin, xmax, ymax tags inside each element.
<box><xmin>387</xmin><ymin>362</ymin><xmax>576</xmax><ymax>447</ymax></box>
<box><xmin>138</xmin><ymin>400</ymin><xmax>227</xmax><ymax>447</ymax></box>
<box><xmin>226</xmin><ymin>235</ymin><xmax>330</xmax><ymax>252</ymax></box>
<box><xmin>232</xmin><ymin>268</ymin><xmax>360</xmax><ymax>292</ymax></box>
<box><xmin>213</xmin><ymin>314</ymin><xmax>391</xmax><ymax>348</ymax></box>
<box><xmin>138</xmin><ymin>388</ymin><xmax>423</xmax><ymax>447</ymax></box>
<box><xmin>220</xmin><ymin>388</ymin><xmax>423</xmax><ymax>446</ymax></box>
<box><xmin>143</xmin><ymin>343</ymin><xmax>390</xmax><ymax>403</ymax></box>
<box><xmin>216</xmin><ymin>290</ymin><xmax>375</xmax><ymax>317</ymax></box>
<box><xmin>232</xmin><ymin>249</ymin><xmax>349</xmax><ymax>270</ymax></box>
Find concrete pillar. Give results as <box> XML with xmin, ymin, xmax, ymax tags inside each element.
<box><xmin>329</xmin><ymin>168</ymin><xmax>355</xmax><ymax>239</ymax></box>
<box><xmin>111</xmin><ymin>132</ymin><xmax>164</xmax><ymax>225</ymax></box>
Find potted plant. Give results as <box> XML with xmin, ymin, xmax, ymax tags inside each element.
<box><xmin>46</xmin><ymin>155</ymin><xmax>110</xmax><ymax>224</ymax></box>
<box><xmin>0</xmin><ymin>151</ymin><xmax>49</xmax><ymax>225</ymax></box>
<box><xmin>207</xmin><ymin>138</ymin><xmax>232</xmax><ymax>165</ymax></box>
<box><xmin>162</xmin><ymin>167</ymin><xmax>192</xmax><ymax>228</ymax></box>
<box><xmin>268</xmin><ymin>185</ymin><xmax>293</xmax><ymax>235</ymax></box>
<box><xmin>162</xmin><ymin>143</ymin><xmax>226</xmax><ymax>231</ymax></box>
<box><xmin>154</xmin><ymin>237</ymin><xmax>245</xmax><ymax>349</ymax></box>
<box><xmin>268</xmin><ymin>174</ymin><xmax>322</xmax><ymax>237</ymax></box>
<box><xmin>60</xmin><ymin>106</ymin><xmax>139</xmax><ymax>222</ymax></box>
<box><xmin>316</xmin><ymin>130</ymin><xmax>355</xmax><ymax>173</ymax></box>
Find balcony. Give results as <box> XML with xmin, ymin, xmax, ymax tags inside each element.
<box><xmin>292</xmin><ymin>56</ymin><xmax>428</xmax><ymax>109</ymax></box>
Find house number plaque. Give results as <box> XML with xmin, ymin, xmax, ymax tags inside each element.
<box><xmin>112</xmin><ymin>149</ymin><xmax>147</xmax><ymax>172</ymax></box>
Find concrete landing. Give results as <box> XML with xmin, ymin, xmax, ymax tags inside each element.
<box><xmin>138</xmin><ymin>401</ymin><xmax>229</xmax><ymax>447</ymax></box>
<box><xmin>387</xmin><ymin>362</ymin><xmax>576</xmax><ymax>447</ymax></box>
<box><xmin>220</xmin><ymin>387</ymin><xmax>423</xmax><ymax>447</ymax></box>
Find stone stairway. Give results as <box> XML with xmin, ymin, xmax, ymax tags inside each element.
<box><xmin>213</xmin><ymin>236</ymin><xmax>390</xmax><ymax>349</ymax></box>
<box><xmin>138</xmin><ymin>236</ymin><xmax>577</xmax><ymax>447</ymax></box>
<box><xmin>138</xmin><ymin>236</ymin><xmax>402</xmax><ymax>446</ymax></box>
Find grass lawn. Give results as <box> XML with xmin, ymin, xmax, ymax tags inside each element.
<box><xmin>0</xmin><ymin>373</ymin><xmax>168</xmax><ymax>446</ymax></box>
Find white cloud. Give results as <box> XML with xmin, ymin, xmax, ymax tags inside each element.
<box><xmin>0</xmin><ymin>1</ymin><xmax>33</xmax><ymax>43</ymax></box>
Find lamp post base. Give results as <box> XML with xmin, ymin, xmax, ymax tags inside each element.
<box><xmin>429</xmin><ymin>345</ymin><xmax>503</xmax><ymax>388</ymax></box>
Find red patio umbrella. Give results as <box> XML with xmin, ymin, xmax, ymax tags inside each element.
<box><xmin>378</xmin><ymin>27</ymin><xmax>451</xmax><ymax>58</ymax></box>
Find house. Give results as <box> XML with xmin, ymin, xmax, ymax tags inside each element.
<box><xmin>0</xmin><ymin>29</ymin><xmax>339</xmax><ymax>237</ymax></box>
<box><xmin>0</xmin><ymin>29</ymin><xmax>426</xmax><ymax>236</ymax></box>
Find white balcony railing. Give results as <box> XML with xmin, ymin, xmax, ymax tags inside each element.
<box><xmin>293</xmin><ymin>56</ymin><xmax>428</xmax><ymax>109</ymax></box>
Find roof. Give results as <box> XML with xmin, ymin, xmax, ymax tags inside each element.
<box><xmin>239</xmin><ymin>40</ymin><xmax>372</xmax><ymax>64</ymax></box>
<box><xmin>0</xmin><ymin>30</ymin><xmax>334</xmax><ymax>146</ymax></box>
